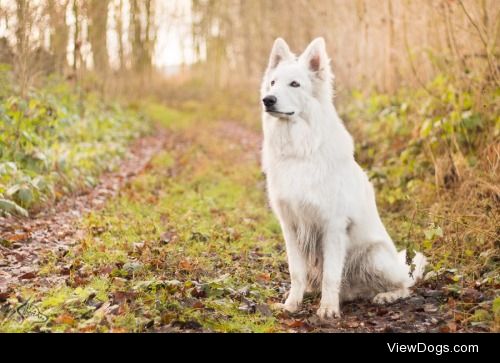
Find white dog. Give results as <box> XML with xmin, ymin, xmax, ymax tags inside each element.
<box><xmin>260</xmin><ymin>37</ymin><xmax>427</xmax><ymax>319</ymax></box>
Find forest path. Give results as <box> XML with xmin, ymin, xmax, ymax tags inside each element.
<box><xmin>0</xmin><ymin>118</ymin><xmax>454</xmax><ymax>332</ymax></box>
<box><xmin>0</xmin><ymin>130</ymin><xmax>170</xmax><ymax>292</ymax></box>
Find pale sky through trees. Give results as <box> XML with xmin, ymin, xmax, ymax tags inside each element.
<box><xmin>106</xmin><ymin>0</ymin><xmax>196</xmax><ymax>71</ymax></box>
<box><xmin>0</xmin><ymin>0</ymin><xmax>195</xmax><ymax>72</ymax></box>
<box><xmin>0</xmin><ymin>0</ymin><xmax>497</xmax><ymax>89</ymax></box>
<box><xmin>148</xmin><ymin>0</ymin><xmax>196</xmax><ymax>69</ymax></box>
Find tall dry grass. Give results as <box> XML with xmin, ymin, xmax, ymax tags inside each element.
<box><xmin>191</xmin><ymin>0</ymin><xmax>499</xmax><ymax>96</ymax></box>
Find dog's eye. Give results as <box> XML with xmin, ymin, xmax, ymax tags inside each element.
<box><xmin>290</xmin><ymin>81</ymin><xmax>300</xmax><ymax>88</ymax></box>
<box><xmin>271</xmin><ymin>80</ymin><xmax>275</xmax><ymax>86</ymax></box>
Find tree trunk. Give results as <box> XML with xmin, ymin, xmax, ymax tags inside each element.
<box><xmin>72</xmin><ymin>0</ymin><xmax>81</xmax><ymax>72</ymax></box>
<box><xmin>115</xmin><ymin>0</ymin><xmax>125</xmax><ymax>70</ymax></box>
<box><xmin>130</xmin><ymin>0</ymin><xmax>155</xmax><ymax>73</ymax></box>
<box><xmin>47</xmin><ymin>0</ymin><xmax>69</xmax><ymax>73</ymax></box>
<box><xmin>15</xmin><ymin>0</ymin><xmax>28</xmax><ymax>56</ymax></box>
<box><xmin>130</xmin><ymin>0</ymin><xmax>142</xmax><ymax>71</ymax></box>
<box><xmin>88</xmin><ymin>0</ymin><xmax>109</xmax><ymax>73</ymax></box>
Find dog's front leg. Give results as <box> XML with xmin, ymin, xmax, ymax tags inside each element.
<box><xmin>279</xmin><ymin>223</ymin><xmax>307</xmax><ymax>313</ymax></box>
<box><xmin>317</xmin><ymin>222</ymin><xmax>347</xmax><ymax>319</ymax></box>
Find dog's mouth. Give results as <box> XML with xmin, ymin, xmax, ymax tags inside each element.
<box><xmin>265</xmin><ymin>109</ymin><xmax>295</xmax><ymax>117</ymax></box>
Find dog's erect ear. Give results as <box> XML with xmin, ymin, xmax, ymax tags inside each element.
<box><xmin>267</xmin><ymin>38</ymin><xmax>293</xmax><ymax>71</ymax></box>
<box><xmin>300</xmin><ymin>37</ymin><xmax>331</xmax><ymax>80</ymax></box>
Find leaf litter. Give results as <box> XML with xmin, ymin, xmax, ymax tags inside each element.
<box><xmin>0</xmin><ymin>118</ymin><xmax>495</xmax><ymax>332</ymax></box>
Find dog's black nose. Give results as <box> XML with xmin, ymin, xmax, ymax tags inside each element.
<box><xmin>262</xmin><ymin>95</ymin><xmax>277</xmax><ymax>108</ymax></box>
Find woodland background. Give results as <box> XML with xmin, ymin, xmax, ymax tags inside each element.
<box><xmin>0</xmin><ymin>0</ymin><xmax>498</xmax><ymax>332</ymax></box>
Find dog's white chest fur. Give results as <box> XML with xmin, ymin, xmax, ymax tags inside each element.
<box><xmin>262</xmin><ymin>106</ymin><xmax>356</xmax><ymax>210</ymax></box>
<box><xmin>264</xmin><ymin>121</ymin><xmax>321</xmax><ymax>202</ymax></box>
<box><xmin>260</xmin><ymin>37</ymin><xmax>427</xmax><ymax>319</ymax></box>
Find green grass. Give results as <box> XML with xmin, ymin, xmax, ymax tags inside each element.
<box><xmin>1</xmin><ymin>75</ymin><xmax>497</xmax><ymax>332</ymax></box>
<box><xmin>0</xmin><ymin>108</ymin><xmax>286</xmax><ymax>332</ymax></box>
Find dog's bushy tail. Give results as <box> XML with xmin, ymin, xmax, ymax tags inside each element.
<box><xmin>398</xmin><ymin>250</ymin><xmax>427</xmax><ymax>288</ymax></box>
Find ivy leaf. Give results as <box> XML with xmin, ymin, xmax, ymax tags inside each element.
<box><xmin>0</xmin><ymin>198</ymin><xmax>28</xmax><ymax>217</ymax></box>
<box><xmin>6</xmin><ymin>184</ymin><xmax>21</xmax><ymax>196</ymax></box>
<box><xmin>17</xmin><ymin>187</ymin><xmax>34</xmax><ymax>207</ymax></box>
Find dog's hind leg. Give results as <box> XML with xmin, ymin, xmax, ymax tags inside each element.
<box><xmin>344</xmin><ymin>242</ymin><xmax>412</xmax><ymax>304</ymax></box>
<box><xmin>373</xmin><ymin>249</ymin><xmax>427</xmax><ymax>303</ymax></box>
<box><xmin>371</xmin><ymin>244</ymin><xmax>411</xmax><ymax>304</ymax></box>
<box><xmin>373</xmin><ymin>287</ymin><xmax>410</xmax><ymax>304</ymax></box>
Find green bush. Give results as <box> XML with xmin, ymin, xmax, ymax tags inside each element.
<box><xmin>0</xmin><ymin>76</ymin><xmax>152</xmax><ymax>216</ymax></box>
<box><xmin>343</xmin><ymin>75</ymin><xmax>498</xmax><ymax>200</ymax></box>
<box><xmin>339</xmin><ymin>75</ymin><xmax>498</xmax><ymax>282</ymax></box>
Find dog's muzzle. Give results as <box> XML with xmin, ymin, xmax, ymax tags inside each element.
<box><xmin>262</xmin><ymin>95</ymin><xmax>277</xmax><ymax>108</ymax></box>
<box><xmin>262</xmin><ymin>96</ymin><xmax>294</xmax><ymax>116</ymax></box>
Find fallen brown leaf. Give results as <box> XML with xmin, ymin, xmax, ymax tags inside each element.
<box><xmin>110</xmin><ymin>327</ymin><xmax>128</xmax><ymax>333</ymax></box>
<box><xmin>439</xmin><ymin>321</ymin><xmax>458</xmax><ymax>333</ymax></box>
<box><xmin>79</xmin><ymin>324</ymin><xmax>97</xmax><ymax>332</ymax></box>
<box><xmin>0</xmin><ymin>291</ymin><xmax>10</xmax><ymax>302</ymax></box>
<box><xmin>345</xmin><ymin>320</ymin><xmax>360</xmax><ymax>328</ymax></box>
<box><xmin>55</xmin><ymin>313</ymin><xmax>75</xmax><ymax>325</ymax></box>
<box><xmin>178</xmin><ymin>259</ymin><xmax>193</xmax><ymax>271</ymax></box>
<box><xmin>19</xmin><ymin>271</ymin><xmax>37</xmax><ymax>280</ymax></box>
<box><xmin>5</xmin><ymin>233</ymin><xmax>30</xmax><ymax>242</ymax></box>
<box><xmin>256</xmin><ymin>273</ymin><xmax>271</xmax><ymax>282</ymax></box>
<box><xmin>286</xmin><ymin>320</ymin><xmax>306</xmax><ymax>328</ymax></box>
<box><xmin>192</xmin><ymin>300</ymin><xmax>205</xmax><ymax>309</ymax></box>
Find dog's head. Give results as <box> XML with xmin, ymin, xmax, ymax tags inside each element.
<box><xmin>261</xmin><ymin>37</ymin><xmax>333</xmax><ymax>120</ymax></box>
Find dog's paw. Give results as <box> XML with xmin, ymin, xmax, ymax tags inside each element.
<box><xmin>273</xmin><ymin>301</ymin><xmax>300</xmax><ymax>313</ymax></box>
<box><xmin>316</xmin><ymin>305</ymin><xmax>341</xmax><ymax>320</ymax></box>
<box><xmin>373</xmin><ymin>292</ymin><xmax>396</xmax><ymax>304</ymax></box>
<box><xmin>373</xmin><ymin>288</ymin><xmax>409</xmax><ymax>304</ymax></box>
